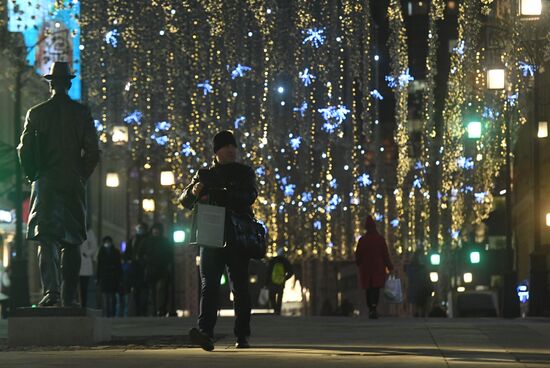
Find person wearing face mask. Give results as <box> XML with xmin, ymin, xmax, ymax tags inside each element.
<box><xmin>180</xmin><ymin>130</ymin><xmax>258</xmax><ymax>351</ymax></box>
<box><xmin>97</xmin><ymin>236</ymin><xmax>122</xmax><ymax>317</ymax></box>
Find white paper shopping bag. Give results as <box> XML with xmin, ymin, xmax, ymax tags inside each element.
<box><xmin>191</xmin><ymin>203</ymin><xmax>226</xmax><ymax>248</ymax></box>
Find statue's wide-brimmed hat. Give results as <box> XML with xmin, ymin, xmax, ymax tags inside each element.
<box><xmin>43</xmin><ymin>62</ymin><xmax>75</xmax><ymax>80</ymax></box>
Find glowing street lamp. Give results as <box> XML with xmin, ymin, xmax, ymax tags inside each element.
<box><xmin>429</xmin><ymin>272</ymin><xmax>439</xmax><ymax>283</ymax></box>
<box><xmin>538</xmin><ymin>121</ymin><xmax>548</xmax><ymax>138</ymax></box>
<box><xmin>487</xmin><ymin>67</ymin><xmax>505</xmax><ymax>90</ymax></box>
<box><xmin>519</xmin><ymin>0</ymin><xmax>542</xmax><ymax>17</ymax></box>
<box><xmin>111</xmin><ymin>125</ymin><xmax>129</xmax><ymax>144</ymax></box>
<box><xmin>467</xmin><ymin>120</ymin><xmax>482</xmax><ymax>139</ymax></box>
<box><xmin>105</xmin><ymin>172</ymin><xmax>120</xmax><ymax>188</ymax></box>
<box><xmin>463</xmin><ymin>272</ymin><xmax>473</xmax><ymax>283</ymax></box>
<box><xmin>160</xmin><ymin>170</ymin><xmax>175</xmax><ymax>186</ymax></box>
<box><xmin>142</xmin><ymin>198</ymin><xmax>155</xmax><ymax>212</ymax></box>
<box><xmin>546</xmin><ymin>212</ymin><xmax>550</xmax><ymax>227</ymax></box>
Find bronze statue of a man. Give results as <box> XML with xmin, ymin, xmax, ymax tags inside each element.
<box><xmin>18</xmin><ymin>62</ymin><xmax>100</xmax><ymax>307</ymax></box>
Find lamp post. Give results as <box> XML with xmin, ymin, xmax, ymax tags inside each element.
<box><xmin>484</xmin><ymin>52</ymin><xmax>519</xmax><ymax>316</ymax></box>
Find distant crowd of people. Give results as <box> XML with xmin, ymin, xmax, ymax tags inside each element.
<box><xmin>79</xmin><ymin>222</ymin><xmax>174</xmax><ymax>317</ymax></box>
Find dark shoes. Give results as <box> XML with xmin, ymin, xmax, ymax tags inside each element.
<box><xmin>369</xmin><ymin>310</ymin><xmax>379</xmax><ymax>319</ymax></box>
<box><xmin>37</xmin><ymin>293</ymin><xmax>61</xmax><ymax>307</ymax></box>
<box><xmin>235</xmin><ymin>336</ymin><xmax>250</xmax><ymax>349</ymax></box>
<box><xmin>189</xmin><ymin>328</ymin><xmax>215</xmax><ymax>352</ymax></box>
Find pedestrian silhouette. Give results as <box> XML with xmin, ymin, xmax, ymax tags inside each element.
<box><xmin>355</xmin><ymin>215</ymin><xmax>394</xmax><ymax>319</ymax></box>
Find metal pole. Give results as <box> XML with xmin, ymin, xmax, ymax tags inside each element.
<box><xmin>532</xmin><ymin>65</ymin><xmax>541</xmax><ymax>253</ymax></box>
<box><xmin>97</xmin><ymin>159</ymin><xmax>103</xmax><ymax>243</ymax></box>
<box><xmin>12</xmin><ymin>64</ymin><xmax>30</xmax><ymax>308</ymax></box>
<box><xmin>502</xmin><ymin>103</ymin><xmax>519</xmax><ymax>318</ymax></box>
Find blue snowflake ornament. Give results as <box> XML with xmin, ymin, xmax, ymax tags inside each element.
<box><xmin>230</xmin><ymin>64</ymin><xmax>252</xmax><ymax>79</ymax></box>
<box><xmin>299</xmin><ymin>68</ymin><xmax>316</xmax><ymax>86</ymax></box>
<box><xmin>293</xmin><ymin>102</ymin><xmax>308</xmax><ymax>117</ymax></box>
<box><xmin>234</xmin><ymin>116</ymin><xmax>246</xmax><ymax>129</ymax></box>
<box><xmin>105</xmin><ymin>29</ymin><xmax>119</xmax><ymax>48</ymax></box>
<box><xmin>357</xmin><ymin>173</ymin><xmax>372</xmax><ymax>187</ymax></box>
<box><xmin>290</xmin><ymin>136</ymin><xmax>302</xmax><ymax>150</ymax></box>
<box><xmin>303</xmin><ymin>27</ymin><xmax>326</xmax><ymax>48</ymax></box>
<box><xmin>124</xmin><ymin>110</ymin><xmax>142</xmax><ymax>125</ymax></box>
<box><xmin>197</xmin><ymin>80</ymin><xmax>213</xmax><ymax>95</ymax></box>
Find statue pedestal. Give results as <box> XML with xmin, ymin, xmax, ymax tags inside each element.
<box><xmin>8</xmin><ymin>307</ymin><xmax>111</xmax><ymax>346</ymax></box>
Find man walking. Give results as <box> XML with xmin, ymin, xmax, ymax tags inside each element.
<box><xmin>18</xmin><ymin>61</ymin><xmax>100</xmax><ymax>307</ymax></box>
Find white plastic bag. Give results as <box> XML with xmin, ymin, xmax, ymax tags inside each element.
<box><xmin>258</xmin><ymin>287</ymin><xmax>270</xmax><ymax>306</ymax></box>
<box><xmin>384</xmin><ymin>275</ymin><xmax>403</xmax><ymax>304</ymax></box>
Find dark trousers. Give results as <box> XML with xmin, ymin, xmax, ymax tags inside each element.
<box><xmin>366</xmin><ymin>288</ymin><xmax>380</xmax><ymax>311</ymax></box>
<box><xmin>269</xmin><ymin>286</ymin><xmax>284</xmax><ymax>315</ymax></box>
<box><xmin>79</xmin><ymin>276</ymin><xmax>90</xmax><ymax>308</ymax></box>
<box><xmin>133</xmin><ymin>286</ymin><xmax>149</xmax><ymax>316</ymax></box>
<box><xmin>198</xmin><ymin>246</ymin><xmax>251</xmax><ymax>338</ymax></box>
<box><xmin>151</xmin><ymin>277</ymin><xmax>170</xmax><ymax>316</ymax></box>
<box><xmin>38</xmin><ymin>237</ymin><xmax>81</xmax><ymax>305</ymax></box>
<box><xmin>102</xmin><ymin>292</ymin><xmax>116</xmax><ymax>317</ymax></box>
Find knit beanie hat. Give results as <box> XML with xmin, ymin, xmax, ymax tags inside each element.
<box><xmin>213</xmin><ymin>130</ymin><xmax>237</xmax><ymax>153</ymax></box>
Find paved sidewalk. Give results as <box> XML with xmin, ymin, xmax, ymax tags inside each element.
<box><xmin>1</xmin><ymin>316</ymin><xmax>550</xmax><ymax>367</ymax></box>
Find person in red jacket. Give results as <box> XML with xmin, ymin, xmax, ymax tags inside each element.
<box><xmin>355</xmin><ymin>215</ymin><xmax>394</xmax><ymax>319</ymax></box>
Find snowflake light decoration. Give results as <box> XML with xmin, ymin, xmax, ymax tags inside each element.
<box><xmin>155</xmin><ymin>121</ymin><xmax>171</xmax><ymax>132</ymax></box>
<box><xmin>301</xmin><ymin>192</ymin><xmax>313</xmax><ymax>203</ymax></box>
<box><xmin>290</xmin><ymin>136</ymin><xmax>302</xmax><ymax>150</ymax></box>
<box><xmin>197</xmin><ymin>80</ymin><xmax>213</xmax><ymax>95</ymax></box>
<box><xmin>124</xmin><ymin>110</ymin><xmax>142</xmax><ymax>125</ymax></box>
<box><xmin>318</xmin><ymin>105</ymin><xmax>350</xmax><ymax>132</ymax></box>
<box><xmin>181</xmin><ymin>142</ymin><xmax>195</xmax><ymax>157</ymax></box>
<box><xmin>293</xmin><ymin>101</ymin><xmax>308</xmax><ymax>117</ymax></box>
<box><xmin>329</xmin><ymin>179</ymin><xmax>337</xmax><ymax>189</ymax></box>
<box><xmin>451</xmin><ymin>230</ymin><xmax>460</xmax><ymax>239</ymax></box>
<box><xmin>413</xmin><ymin>178</ymin><xmax>422</xmax><ymax>189</ymax></box>
<box><xmin>357</xmin><ymin>173</ymin><xmax>372</xmax><ymax>187</ymax></box>
<box><xmin>385</xmin><ymin>68</ymin><xmax>414</xmax><ymax>88</ymax></box>
<box><xmin>482</xmin><ymin>107</ymin><xmax>496</xmax><ymax>119</ymax></box>
<box><xmin>255</xmin><ymin>167</ymin><xmax>265</xmax><ymax>177</ymax></box>
<box><xmin>474</xmin><ymin>192</ymin><xmax>488</xmax><ymax>203</ymax></box>
<box><xmin>105</xmin><ymin>29</ymin><xmax>119</xmax><ymax>48</ymax></box>
<box><xmin>519</xmin><ymin>61</ymin><xmax>535</xmax><ymax>77</ymax></box>
<box><xmin>507</xmin><ymin>92</ymin><xmax>519</xmax><ymax>106</ymax></box>
<box><xmin>299</xmin><ymin>68</ymin><xmax>316</xmax><ymax>86</ymax></box>
<box><xmin>322</xmin><ymin>122</ymin><xmax>337</xmax><ymax>133</ymax></box>
<box><xmin>234</xmin><ymin>116</ymin><xmax>246</xmax><ymax>129</ymax></box>
<box><xmin>457</xmin><ymin>156</ymin><xmax>474</xmax><ymax>170</ymax></box>
<box><xmin>284</xmin><ymin>184</ymin><xmax>296</xmax><ymax>197</ymax></box>
<box><xmin>374</xmin><ymin>213</ymin><xmax>384</xmax><ymax>221</ymax></box>
<box><xmin>313</xmin><ymin>220</ymin><xmax>322</xmax><ymax>230</ymax></box>
<box><xmin>151</xmin><ymin>134</ymin><xmax>169</xmax><ymax>145</ymax></box>
<box><xmin>303</xmin><ymin>27</ymin><xmax>326</xmax><ymax>48</ymax></box>
<box><xmin>230</xmin><ymin>64</ymin><xmax>252</xmax><ymax>79</ymax></box>
<box><xmin>452</xmin><ymin>40</ymin><xmax>465</xmax><ymax>56</ymax></box>
<box><xmin>370</xmin><ymin>89</ymin><xmax>384</xmax><ymax>100</ymax></box>
<box><xmin>326</xmin><ymin>194</ymin><xmax>342</xmax><ymax>212</ymax></box>
<box><xmin>94</xmin><ymin>119</ymin><xmax>104</xmax><ymax>132</ymax></box>
<box><xmin>390</xmin><ymin>219</ymin><xmax>399</xmax><ymax>228</ymax></box>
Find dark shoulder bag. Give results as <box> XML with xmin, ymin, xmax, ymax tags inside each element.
<box><xmin>229</xmin><ymin>211</ymin><xmax>268</xmax><ymax>259</ymax></box>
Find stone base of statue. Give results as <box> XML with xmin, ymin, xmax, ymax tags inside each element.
<box><xmin>8</xmin><ymin>307</ymin><xmax>111</xmax><ymax>346</ymax></box>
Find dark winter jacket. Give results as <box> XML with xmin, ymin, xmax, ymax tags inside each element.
<box><xmin>179</xmin><ymin>161</ymin><xmax>258</xmax><ymax>247</ymax></box>
<box><xmin>97</xmin><ymin>245</ymin><xmax>122</xmax><ymax>293</ymax></box>
<box><xmin>180</xmin><ymin>161</ymin><xmax>257</xmax><ymax>216</ymax></box>
<box><xmin>17</xmin><ymin>93</ymin><xmax>100</xmax><ymax>245</ymax></box>
<box><xmin>355</xmin><ymin>216</ymin><xmax>394</xmax><ymax>289</ymax></box>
